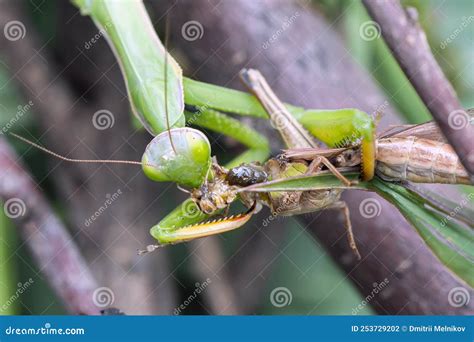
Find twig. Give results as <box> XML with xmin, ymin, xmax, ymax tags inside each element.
<box><xmin>363</xmin><ymin>0</ymin><xmax>474</xmax><ymax>181</ymax></box>
<box><xmin>0</xmin><ymin>137</ymin><xmax>100</xmax><ymax>315</ymax></box>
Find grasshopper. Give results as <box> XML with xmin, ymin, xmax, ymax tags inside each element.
<box><xmin>284</xmin><ymin>117</ymin><xmax>472</xmax><ymax>186</ymax></box>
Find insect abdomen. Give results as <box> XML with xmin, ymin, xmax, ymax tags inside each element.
<box><xmin>226</xmin><ymin>165</ymin><xmax>268</xmax><ymax>187</ymax></box>
<box><xmin>376</xmin><ymin>137</ymin><xmax>470</xmax><ymax>184</ymax></box>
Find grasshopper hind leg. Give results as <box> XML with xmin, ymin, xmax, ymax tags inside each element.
<box><xmin>306</xmin><ymin>156</ymin><xmax>354</xmax><ymax>186</ymax></box>
<box><xmin>328</xmin><ymin>201</ymin><xmax>361</xmax><ymax>260</ymax></box>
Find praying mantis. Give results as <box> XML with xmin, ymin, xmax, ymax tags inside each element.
<box><xmin>20</xmin><ymin>0</ymin><xmax>468</xmax><ymax>286</ymax></box>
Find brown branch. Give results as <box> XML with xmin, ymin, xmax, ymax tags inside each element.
<box><xmin>188</xmin><ymin>239</ymin><xmax>241</xmax><ymax>315</ymax></box>
<box><xmin>0</xmin><ymin>137</ymin><xmax>100</xmax><ymax>315</ymax></box>
<box><xmin>363</xmin><ymin>0</ymin><xmax>474</xmax><ymax>182</ymax></box>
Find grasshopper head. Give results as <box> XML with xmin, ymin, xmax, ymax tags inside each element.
<box><xmin>191</xmin><ymin>178</ymin><xmax>237</xmax><ymax>215</ymax></box>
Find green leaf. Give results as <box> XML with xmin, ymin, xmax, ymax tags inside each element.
<box><xmin>370</xmin><ymin>179</ymin><xmax>474</xmax><ymax>287</ymax></box>
<box><xmin>240</xmin><ymin>172</ymin><xmax>364</xmax><ymax>193</ymax></box>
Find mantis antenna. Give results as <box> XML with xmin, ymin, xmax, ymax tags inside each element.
<box><xmin>9</xmin><ymin>132</ymin><xmax>156</xmax><ymax>169</ymax></box>
<box><xmin>163</xmin><ymin>13</ymin><xmax>177</xmax><ymax>154</ymax></box>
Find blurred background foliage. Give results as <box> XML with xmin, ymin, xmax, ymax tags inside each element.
<box><xmin>0</xmin><ymin>0</ymin><xmax>472</xmax><ymax>315</ymax></box>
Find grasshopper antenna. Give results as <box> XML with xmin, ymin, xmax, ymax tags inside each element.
<box><xmin>163</xmin><ymin>13</ymin><xmax>177</xmax><ymax>154</ymax></box>
<box><xmin>10</xmin><ymin>132</ymin><xmax>154</xmax><ymax>168</ymax></box>
<box><xmin>176</xmin><ymin>185</ymin><xmax>191</xmax><ymax>194</ymax></box>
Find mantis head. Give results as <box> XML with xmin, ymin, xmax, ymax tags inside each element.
<box><xmin>141</xmin><ymin>127</ymin><xmax>212</xmax><ymax>188</ymax></box>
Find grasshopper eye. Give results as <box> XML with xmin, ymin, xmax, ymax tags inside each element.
<box><xmin>142</xmin><ymin>127</ymin><xmax>211</xmax><ymax>188</ymax></box>
<box><xmin>191</xmin><ymin>188</ymin><xmax>203</xmax><ymax>200</ymax></box>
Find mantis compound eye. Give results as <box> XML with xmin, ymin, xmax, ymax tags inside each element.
<box><xmin>142</xmin><ymin>128</ymin><xmax>212</xmax><ymax>188</ymax></box>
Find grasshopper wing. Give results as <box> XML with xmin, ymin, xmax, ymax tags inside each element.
<box><xmin>382</xmin><ymin>108</ymin><xmax>473</xmax><ymax>141</ymax></box>
<box><xmin>381</xmin><ymin>121</ymin><xmax>446</xmax><ymax>142</ymax></box>
<box><xmin>282</xmin><ymin>147</ymin><xmax>349</xmax><ymax>160</ymax></box>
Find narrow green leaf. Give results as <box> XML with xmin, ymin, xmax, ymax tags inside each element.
<box><xmin>370</xmin><ymin>179</ymin><xmax>474</xmax><ymax>287</ymax></box>
<box><xmin>240</xmin><ymin>172</ymin><xmax>364</xmax><ymax>193</ymax></box>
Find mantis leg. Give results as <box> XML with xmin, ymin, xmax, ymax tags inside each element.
<box><xmin>144</xmin><ymin>203</ymin><xmax>256</xmax><ymax>252</ymax></box>
<box><xmin>239</xmin><ymin>69</ymin><xmax>363</xmax><ymax>186</ymax></box>
<box><xmin>185</xmin><ymin>106</ymin><xmax>271</xmax><ymax>167</ymax></box>
<box><xmin>184</xmin><ymin>77</ymin><xmax>376</xmax><ymax>180</ymax></box>
<box><xmin>183</xmin><ymin>77</ymin><xmax>307</xmax><ymax>120</ymax></box>
<box><xmin>327</xmin><ymin>201</ymin><xmax>361</xmax><ymax>260</ymax></box>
